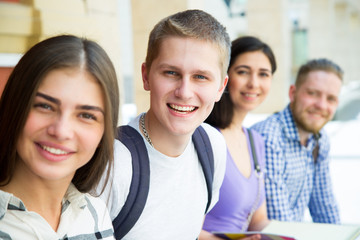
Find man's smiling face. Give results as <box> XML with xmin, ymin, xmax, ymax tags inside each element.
<box><xmin>142</xmin><ymin>36</ymin><xmax>227</xmax><ymax>137</ymax></box>
<box><xmin>290</xmin><ymin>70</ymin><xmax>342</xmax><ymax>134</ymax></box>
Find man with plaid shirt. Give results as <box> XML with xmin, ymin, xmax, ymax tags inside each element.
<box><xmin>252</xmin><ymin>58</ymin><xmax>343</xmax><ymax>224</ymax></box>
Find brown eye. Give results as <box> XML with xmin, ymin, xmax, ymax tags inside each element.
<box><xmin>79</xmin><ymin>113</ymin><xmax>97</xmax><ymax>120</ymax></box>
<box><xmin>259</xmin><ymin>72</ymin><xmax>270</xmax><ymax>77</ymax></box>
<box><xmin>34</xmin><ymin>103</ymin><xmax>53</xmax><ymax>111</ymax></box>
<box><xmin>237</xmin><ymin>70</ymin><xmax>248</xmax><ymax>75</ymax></box>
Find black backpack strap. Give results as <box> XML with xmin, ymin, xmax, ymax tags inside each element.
<box><xmin>192</xmin><ymin>125</ymin><xmax>214</xmax><ymax>213</ymax></box>
<box><xmin>113</xmin><ymin>125</ymin><xmax>214</xmax><ymax>239</ymax></box>
<box><xmin>247</xmin><ymin>128</ymin><xmax>261</xmax><ymax>173</ymax></box>
<box><xmin>112</xmin><ymin>125</ymin><xmax>150</xmax><ymax>240</ymax></box>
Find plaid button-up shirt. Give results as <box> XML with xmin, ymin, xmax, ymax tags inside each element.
<box><xmin>251</xmin><ymin>105</ymin><xmax>340</xmax><ymax>224</ymax></box>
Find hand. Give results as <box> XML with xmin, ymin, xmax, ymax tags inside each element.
<box><xmin>198</xmin><ymin>230</ymin><xmax>226</xmax><ymax>240</ymax></box>
<box><xmin>235</xmin><ymin>234</ymin><xmax>262</xmax><ymax>240</ymax></box>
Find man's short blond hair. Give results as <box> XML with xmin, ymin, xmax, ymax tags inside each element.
<box><xmin>295</xmin><ymin>58</ymin><xmax>344</xmax><ymax>87</ymax></box>
<box><xmin>145</xmin><ymin>9</ymin><xmax>231</xmax><ymax>80</ymax></box>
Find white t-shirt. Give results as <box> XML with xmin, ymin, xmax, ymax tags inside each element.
<box><xmin>99</xmin><ymin>114</ymin><xmax>227</xmax><ymax>240</ymax></box>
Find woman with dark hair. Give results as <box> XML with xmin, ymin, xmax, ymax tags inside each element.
<box><xmin>0</xmin><ymin>35</ymin><xmax>119</xmax><ymax>239</ymax></box>
<box><xmin>200</xmin><ymin>36</ymin><xmax>277</xmax><ymax>240</ymax></box>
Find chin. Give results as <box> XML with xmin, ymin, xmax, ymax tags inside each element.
<box><xmin>303</xmin><ymin>123</ymin><xmax>325</xmax><ymax>134</ymax></box>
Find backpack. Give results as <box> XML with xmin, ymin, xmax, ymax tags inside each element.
<box><xmin>112</xmin><ymin>125</ymin><xmax>214</xmax><ymax>239</ymax></box>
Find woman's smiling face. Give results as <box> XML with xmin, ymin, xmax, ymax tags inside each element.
<box><xmin>16</xmin><ymin>68</ymin><xmax>105</xmax><ymax>183</ymax></box>
<box><xmin>227</xmin><ymin>50</ymin><xmax>273</xmax><ymax>113</ymax></box>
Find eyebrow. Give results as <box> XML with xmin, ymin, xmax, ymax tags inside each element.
<box><xmin>36</xmin><ymin>92</ymin><xmax>105</xmax><ymax>115</ymax></box>
<box><xmin>36</xmin><ymin>92</ymin><xmax>60</xmax><ymax>105</ymax></box>
<box><xmin>234</xmin><ymin>65</ymin><xmax>271</xmax><ymax>72</ymax></box>
<box><xmin>194</xmin><ymin>69</ymin><xmax>215</xmax><ymax>78</ymax></box>
<box><xmin>158</xmin><ymin>64</ymin><xmax>216</xmax><ymax>78</ymax></box>
<box><xmin>306</xmin><ymin>87</ymin><xmax>338</xmax><ymax>99</ymax></box>
<box><xmin>79</xmin><ymin>105</ymin><xmax>105</xmax><ymax>115</ymax></box>
<box><xmin>157</xmin><ymin>63</ymin><xmax>178</xmax><ymax>70</ymax></box>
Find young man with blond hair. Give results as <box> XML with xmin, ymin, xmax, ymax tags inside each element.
<box><xmin>99</xmin><ymin>9</ymin><xmax>231</xmax><ymax>239</ymax></box>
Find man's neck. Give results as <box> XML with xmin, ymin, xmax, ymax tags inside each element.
<box><xmin>140</xmin><ymin>112</ymin><xmax>193</xmax><ymax>157</ymax></box>
<box><xmin>298</xmin><ymin>129</ymin><xmax>311</xmax><ymax>146</ymax></box>
<box><xmin>297</xmin><ymin>126</ymin><xmax>319</xmax><ymax>146</ymax></box>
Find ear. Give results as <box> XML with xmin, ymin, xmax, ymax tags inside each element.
<box><xmin>289</xmin><ymin>84</ymin><xmax>296</xmax><ymax>102</ymax></box>
<box><xmin>215</xmin><ymin>75</ymin><xmax>229</xmax><ymax>102</ymax></box>
<box><xmin>142</xmin><ymin>63</ymin><xmax>150</xmax><ymax>91</ymax></box>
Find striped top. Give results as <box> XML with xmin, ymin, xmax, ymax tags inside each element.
<box><xmin>0</xmin><ymin>183</ymin><xmax>115</xmax><ymax>240</ymax></box>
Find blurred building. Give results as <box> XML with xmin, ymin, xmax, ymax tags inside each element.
<box><xmin>207</xmin><ymin>0</ymin><xmax>360</xmax><ymax>114</ymax></box>
<box><xmin>0</xmin><ymin>0</ymin><xmax>123</xmax><ymax>120</ymax></box>
<box><xmin>1</xmin><ymin>0</ymin><xmax>359</xmax><ymax>122</ymax></box>
<box><xmin>131</xmin><ymin>0</ymin><xmax>360</xmax><ymax>116</ymax></box>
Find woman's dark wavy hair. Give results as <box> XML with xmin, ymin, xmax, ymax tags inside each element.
<box><xmin>205</xmin><ymin>36</ymin><xmax>277</xmax><ymax>129</ymax></box>
<box><xmin>0</xmin><ymin>35</ymin><xmax>119</xmax><ymax>195</ymax></box>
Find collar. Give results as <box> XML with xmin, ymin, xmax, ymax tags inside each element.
<box><xmin>0</xmin><ymin>183</ymin><xmax>87</xmax><ymax>220</ymax></box>
<box><xmin>0</xmin><ymin>189</ymin><xmax>25</xmax><ymax>220</ymax></box>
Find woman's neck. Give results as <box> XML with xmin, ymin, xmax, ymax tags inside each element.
<box><xmin>227</xmin><ymin>109</ymin><xmax>249</xmax><ymax>131</ymax></box>
<box><xmin>2</xmin><ymin>162</ymin><xmax>71</xmax><ymax>231</ymax></box>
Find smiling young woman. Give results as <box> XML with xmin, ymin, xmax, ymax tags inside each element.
<box><xmin>201</xmin><ymin>36</ymin><xmax>277</xmax><ymax>240</ymax></box>
<box><xmin>0</xmin><ymin>35</ymin><xmax>119</xmax><ymax>239</ymax></box>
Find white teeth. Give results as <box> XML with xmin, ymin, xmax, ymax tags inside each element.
<box><xmin>170</xmin><ymin>104</ymin><xmax>195</xmax><ymax>112</ymax></box>
<box><xmin>244</xmin><ymin>93</ymin><xmax>257</xmax><ymax>97</ymax></box>
<box><xmin>41</xmin><ymin>145</ymin><xmax>68</xmax><ymax>155</ymax></box>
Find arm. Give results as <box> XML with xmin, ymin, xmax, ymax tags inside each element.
<box><xmin>263</xmin><ymin>140</ymin><xmax>297</xmax><ymax>221</ymax></box>
<box><xmin>308</xmin><ymin>148</ymin><xmax>340</xmax><ymax>223</ymax></box>
<box><xmin>247</xmin><ymin>201</ymin><xmax>270</xmax><ymax>231</ymax></box>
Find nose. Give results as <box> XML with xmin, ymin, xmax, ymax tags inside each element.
<box><xmin>247</xmin><ymin>73</ymin><xmax>260</xmax><ymax>88</ymax></box>
<box><xmin>174</xmin><ymin>77</ymin><xmax>193</xmax><ymax>100</ymax></box>
<box><xmin>315</xmin><ymin>95</ymin><xmax>328</xmax><ymax>110</ymax></box>
<box><xmin>47</xmin><ymin>114</ymin><xmax>74</xmax><ymax>140</ymax></box>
